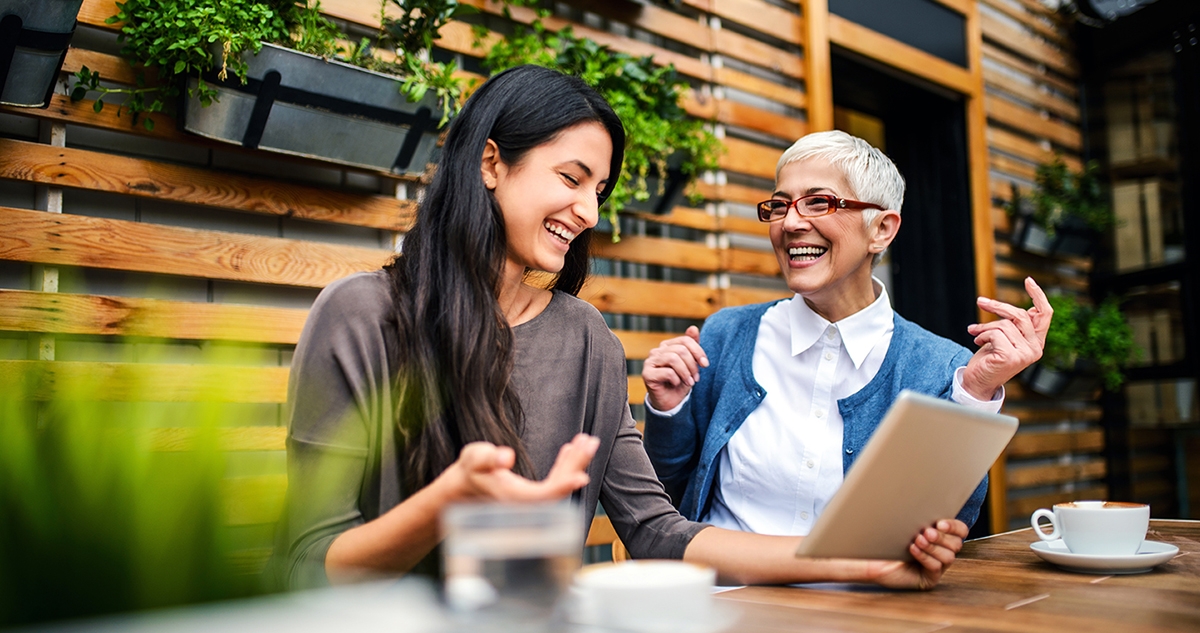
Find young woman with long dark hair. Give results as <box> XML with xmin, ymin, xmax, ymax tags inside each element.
<box><xmin>278</xmin><ymin>65</ymin><xmax>967</xmax><ymax>591</ymax></box>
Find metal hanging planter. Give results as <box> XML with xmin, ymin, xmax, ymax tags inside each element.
<box><xmin>182</xmin><ymin>42</ymin><xmax>443</xmax><ymax>175</ymax></box>
<box><xmin>0</xmin><ymin>0</ymin><xmax>84</xmax><ymax>108</ymax></box>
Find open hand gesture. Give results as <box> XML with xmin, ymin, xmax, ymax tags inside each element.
<box><xmin>642</xmin><ymin>325</ymin><xmax>710</xmax><ymax>412</ymax></box>
<box><xmin>961</xmin><ymin>277</ymin><xmax>1053</xmax><ymax>401</ymax></box>
<box><xmin>447</xmin><ymin>434</ymin><xmax>599</xmax><ymax>503</ymax></box>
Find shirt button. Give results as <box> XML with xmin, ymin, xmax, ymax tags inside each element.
<box><xmin>827</xmin><ymin>329</ymin><xmax>837</xmax><ymax>340</ymax></box>
<box><xmin>824</xmin><ymin>351</ymin><xmax>834</xmax><ymax>361</ymax></box>
<box><xmin>800</xmin><ymin>511</ymin><xmax>809</xmax><ymax>520</ymax></box>
<box><xmin>815</xmin><ymin>410</ymin><xmax>825</xmax><ymax>419</ymax></box>
<box><xmin>807</xmin><ymin>459</ymin><xmax>815</xmax><ymax>469</ymax></box>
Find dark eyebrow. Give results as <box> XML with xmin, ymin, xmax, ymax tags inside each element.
<box><xmin>567</xmin><ymin>160</ymin><xmax>593</xmax><ymax>177</ymax></box>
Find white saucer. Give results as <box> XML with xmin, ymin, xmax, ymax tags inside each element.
<box><xmin>1029</xmin><ymin>539</ymin><xmax>1180</xmax><ymax>574</ymax></box>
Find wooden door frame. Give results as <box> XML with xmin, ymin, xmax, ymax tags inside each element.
<box><xmin>802</xmin><ymin>0</ymin><xmax>1005</xmax><ymax>534</ymax></box>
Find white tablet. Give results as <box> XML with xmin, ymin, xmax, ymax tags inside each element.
<box><xmin>794</xmin><ymin>390</ymin><xmax>1018</xmax><ymax>560</ymax></box>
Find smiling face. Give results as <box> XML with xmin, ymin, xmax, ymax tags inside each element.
<box><xmin>483</xmin><ymin>122</ymin><xmax>613</xmax><ymax>280</ymax></box>
<box><xmin>770</xmin><ymin>158</ymin><xmax>901</xmax><ymax>322</ymax></box>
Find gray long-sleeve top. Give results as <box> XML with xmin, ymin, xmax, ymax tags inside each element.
<box><xmin>278</xmin><ymin>271</ymin><xmax>706</xmax><ymax>589</ymax></box>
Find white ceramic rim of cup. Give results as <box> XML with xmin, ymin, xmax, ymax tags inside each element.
<box><xmin>575</xmin><ymin>560</ymin><xmax>716</xmax><ymax>589</ymax></box>
<box><xmin>1051</xmin><ymin>501</ymin><xmax>1148</xmax><ymax>511</ymax></box>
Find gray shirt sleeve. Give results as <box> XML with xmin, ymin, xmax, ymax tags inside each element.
<box><xmin>278</xmin><ymin>273</ymin><xmax>397</xmax><ymax>590</ymax></box>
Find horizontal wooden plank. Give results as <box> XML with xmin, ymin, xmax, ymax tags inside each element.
<box><xmin>981</xmin><ymin>12</ymin><xmax>1076</xmax><ymax>78</ymax></box>
<box><xmin>980</xmin><ymin>0</ymin><xmax>1072</xmax><ymax>50</ymax></box>
<box><xmin>1006</xmin><ymin>458</ymin><xmax>1106</xmax><ymax>489</ymax></box>
<box><xmin>625</xmin><ymin>206</ymin><xmax>720</xmax><ymax>233</ymax></box>
<box><xmin>592</xmin><ymin>234</ymin><xmax>721</xmax><ymax>272</ymax></box>
<box><xmin>987</xmin><ymin>126</ymin><xmax>1081</xmax><ymax>171</ymax></box>
<box><xmin>79</xmin><ymin>0</ymin><xmax>117</xmax><ymax>29</ymax></box>
<box><xmin>0</xmin><ymin>138</ymin><xmax>413</xmax><ymax>231</ymax></box>
<box><xmin>3</xmin><ymin>92</ymin><xmax>184</xmax><ymax>144</ymax></box>
<box><xmin>0</xmin><ymin>360</ymin><xmax>289</xmax><ymax>403</ymax></box>
<box><xmin>613</xmin><ymin>330</ymin><xmax>674</xmax><ymax>360</ymax></box>
<box><xmin>714</xmin><ymin>97</ymin><xmax>807</xmax><ymax>142</ymax></box>
<box><xmin>721</xmin><ymin>136</ymin><xmax>780</xmax><ymax>181</ymax></box>
<box><xmin>0</xmin><ymin>289</ymin><xmax>308</xmax><ymax>344</ymax></box>
<box><xmin>984</xmin><ymin>67</ymin><xmax>1079</xmax><ymax>122</ymax></box>
<box><xmin>1006</xmin><ymin>429</ymin><xmax>1105</xmax><ymax>459</ymax></box>
<box><xmin>680</xmin><ymin>0</ymin><xmax>804</xmax><ymax>46</ymax></box>
<box><xmin>0</xmin><ymin>206</ymin><xmax>391</xmax><ymax>288</ymax></box>
<box><xmin>723</xmin><ymin>214</ymin><xmax>770</xmax><ymax>238</ymax></box>
<box><xmin>628</xmin><ymin>375</ymin><xmax>647</xmax><ymax>405</ymax></box>
<box><xmin>828</xmin><ymin>14</ymin><xmax>974</xmax><ymax>96</ymax></box>
<box><xmin>693</xmin><ymin>181</ymin><xmax>773</xmax><ymax>207</ymax></box>
<box><xmin>986</xmin><ymin>96</ymin><xmax>1082</xmax><ymax>151</ymax></box>
<box><xmin>990</xmin><ymin>152</ymin><xmax>1038</xmax><ymax>182</ymax></box>
<box><xmin>1001</xmin><ymin>406</ymin><xmax>1103</xmax><ymax>424</ymax></box>
<box><xmin>149</xmin><ymin>426</ymin><xmax>287</xmax><ymax>452</ymax></box>
<box><xmin>722</xmin><ymin>247</ymin><xmax>779</xmax><ymax>277</ymax></box>
<box><xmin>1008</xmin><ymin>484</ymin><xmax>1107</xmax><ymax>519</ymax></box>
<box><xmin>581</xmin><ymin>276</ymin><xmax>719</xmax><ymax>319</ymax></box>
<box><xmin>994</xmin><ymin>261</ymin><xmax>1087</xmax><ymax>292</ymax></box>
<box><xmin>993</xmin><ymin>240</ymin><xmax>1093</xmax><ymax>273</ymax></box>
<box><xmin>982</xmin><ymin>42</ymin><xmax>1078</xmax><ymax>98</ymax></box>
<box><xmin>223</xmin><ymin>474</ymin><xmax>287</xmax><ymax>526</ymax></box>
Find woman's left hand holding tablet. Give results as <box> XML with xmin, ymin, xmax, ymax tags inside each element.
<box><xmin>449</xmin><ymin>433</ymin><xmax>600</xmax><ymax>502</ymax></box>
<box><xmin>868</xmin><ymin>519</ymin><xmax>968</xmax><ymax>590</ymax></box>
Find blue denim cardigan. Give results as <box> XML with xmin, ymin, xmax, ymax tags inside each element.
<box><xmin>642</xmin><ymin>300</ymin><xmax>988</xmax><ymax>528</ymax></box>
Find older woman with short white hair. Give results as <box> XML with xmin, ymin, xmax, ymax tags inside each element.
<box><xmin>642</xmin><ymin>130</ymin><xmax>1050</xmax><ymax>539</ymax></box>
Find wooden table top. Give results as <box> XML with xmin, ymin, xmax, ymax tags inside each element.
<box><xmin>718</xmin><ymin>519</ymin><xmax>1200</xmax><ymax>633</ymax></box>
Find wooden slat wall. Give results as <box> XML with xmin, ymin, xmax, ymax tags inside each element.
<box><xmin>0</xmin><ymin>0</ymin><xmax>805</xmax><ymax>568</ymax></box>
<box><xmin>977</xmin><ymin>0</ymin><xmax>1101</xmax><ymax>531</ymax></box>
<box><xmin>0</xmin><ymin>0</ymin><xmax>1104</xmax><ymax>547</ymax></box>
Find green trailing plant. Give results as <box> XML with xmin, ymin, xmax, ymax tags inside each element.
<box><xmin>1041</xmin><ymin>294</ymin><xmax>1136</xmax><ymax>391</ymax></box>
<box><xmin>71</xmin><ymin>0</ymin><xmax>471</xmax><ymax>129</ymax></box>
<box><xmin>480</xmin><ymin>16</ymin><xmax>722</xmax><ymax>239</ymax></box>
<box><xmin>1007</xmin><ymin>158</ymin><xmax>1114</xmax><ymax>237</ymax></box>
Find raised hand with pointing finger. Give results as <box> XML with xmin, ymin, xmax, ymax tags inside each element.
<box><xmin>961</xmin><ymin>277</ymin><xmax>1053</xmax><ymax>401</ymax></box>
<box><xmin>642</xmin><ymin>325</ymin><xmax>709</xmax><ymax>412</ymax></box>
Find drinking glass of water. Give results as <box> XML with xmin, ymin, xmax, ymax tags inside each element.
<box><xmin>442</xmin><ymin>501</ymin><xmax>584</xmax><ymax>632</ymax></box>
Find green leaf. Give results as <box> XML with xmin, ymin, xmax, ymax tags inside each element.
<box><xmin>143</xmin><ymin>117</ymin><xmax>155</xmax><ymax>131</ymax></box>
<box><xmin>93</xmin><ymin>99</ymin><xmax>104</xmax><ymax>113</ymax></box>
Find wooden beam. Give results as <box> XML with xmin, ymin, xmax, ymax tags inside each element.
<box><xmin>1006</xmin><ymin>429</ymin><xmax>1105</xmax><ymax>459</ymax></box>
<box><xmin>720</xmin><ymin>137</ymin><xmax>780</xmax><ymax>181</ymax></box>
<box><xmin>984</xmin><ymin>68</ymin><xmax>1080</xmax><ymax>122</ymax></box>
<box><xmin>0</xmin><ymin>206</ymin><xmax>392</xmax><ymax>288</ymax></box>
<box><xmin>0</xmin><ymin>360</ymin><xmax>289</xmax><ymax>403</ymax></box>
<box><xmin>149</xmin><ymin>426</ymin><xmax>287</xmax><ymax>452</ymax></box>
<box><xmin>0</xmin><ymin>289</ymin><xmax>308</xmax><ymax>344</ymax></box>
<box><xmin>802</xmin><ymin>0</ymin><xmax>833</xmax><ymax>132</ymax></box>
<box><xmin>0</xmin><ymin>139</ymin><xmax>414</xmax><ymax>231</ymax></box>
<box><xmin>592</xmin><ymin>234</ymin><xmax>722</xmax><ymax>272</ymax></box>
<box><xmin>1006</xmin><ymin>459</ymin><xmax>1106</xmax><ymax>488</ymax></box>
<box><xmin>581</xmin><ymin>277</ymin><xmax>719</xmax><ymax>320</ymax></box>
<box><xmin>986</xmin><ymin>95</ymin><xmax>1082</xmax><ymax>151</ymax></box>
<box><xmin>982</xmin><ymin>42</ymin><xmax>1078</xmax><ymax>98</ymax></box>
<box><xmin>828</xmin><ymin>14</ymin><xmax>974</xmax><ymax>96</ymax></box>
<box><xmin>980</xmin><ymin>12</ymin><xmax>1076</xmax><ymax>78</ymax></box>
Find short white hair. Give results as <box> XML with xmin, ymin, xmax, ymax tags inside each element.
<box><xmin>775</xmin><ymin>130</ymin><xmax>906</xmax><ymax>224</ymax></box>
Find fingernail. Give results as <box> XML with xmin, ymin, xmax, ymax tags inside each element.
<box><xmin>700</xmin><ymin>357</ymin><xmax>710</xmax><ymax>368</ymax></box>
<box><xmin>685</xmin><ymin>377</ymin><xmax>694</xmax><ymax>386</ymax></box>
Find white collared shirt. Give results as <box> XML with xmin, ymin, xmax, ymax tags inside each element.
<box><xmin>648</xmin><ymin>281</ymin><xmax>1003</xmax><ymax>536</ymax></box>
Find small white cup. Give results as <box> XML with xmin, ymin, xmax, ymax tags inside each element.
<box><xmin>571</xmin><ymin>560</ymin><xmax>716</xmax><ymax>633</ymax></box>
<box><xmin>1030</xmin><ymin>501</ymin><xmax>1149</xmax><ymax>556</ymax></box>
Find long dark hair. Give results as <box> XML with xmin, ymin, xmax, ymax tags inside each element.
<box><xmin>385</xmin><ymin>65</ymin><xmax>625</xmax><ymax>492</ymax></box>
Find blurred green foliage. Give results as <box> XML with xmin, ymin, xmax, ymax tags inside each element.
<box><xmin>480</xmin><ymin>15</ymin><xmax>723</xmax><ymax>239</ymax></box>
<box><xmin>0</xmin><ymin>360</ymin><xmax>278</xmax><ymax>627</ymax></box>
<box><xmin>1041</xmin><ymin>294</ymin><xmax>1136</xmax><ymax>390</ymax></box>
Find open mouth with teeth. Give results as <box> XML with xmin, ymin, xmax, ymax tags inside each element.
<box><xmin>544</xmin><ymin>221</ymin><xmax>576</xmax><ymax>245</ymax></box>
<box><xmin>788</xmin><ymin>246</ymin><xmax>827</xmax><ymax>261</ymax></box>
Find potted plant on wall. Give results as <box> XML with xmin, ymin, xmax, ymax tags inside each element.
<box><xmin>70</xmin><ymin>0</ymin><xmax>471</xmax><ymax>174</ymax></box>
<box><xmin>480</xmin><ymin>17</ymin><xmax>722</xmax><ymax>238</ymax></box>
<box><xmin>1021</xmin><ymin>293</ymin><xmax>1136</xmax><ymax>397</ymax></box>
<box><xmin>1006</xmin><ymin>158</ymin><xmax>1115</xmax><ymax>258</ymax></box>
<box><xmin>0</xmin><ymin>0</ymin><xmax>84</xmax><ymax>108</ymax></box>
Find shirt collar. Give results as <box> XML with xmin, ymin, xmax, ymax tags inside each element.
<box><xmin>788</xmin><ymin>279</ymin><xmax>895</xmax><ymax>369</ymax></box>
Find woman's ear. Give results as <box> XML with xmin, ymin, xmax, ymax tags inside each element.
<box><xmin>480</xmin><ymin>139</ymin><xmax>502</xmax><ymax>190</ymax></box>
<box><xmin>868</xmin><ymin>209</ymin><xmax>902</xmax><ymax>253</ymax></box>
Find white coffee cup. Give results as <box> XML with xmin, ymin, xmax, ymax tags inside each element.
<box><xmin>1030</xmin><ymin>501</ymin><xmax>1149</xmax><ymax>555</ymax></box>
<box><xmin>571</xmin><ymin>560</ymin><xmax>716</xmax><ymax>633</ymax></box>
